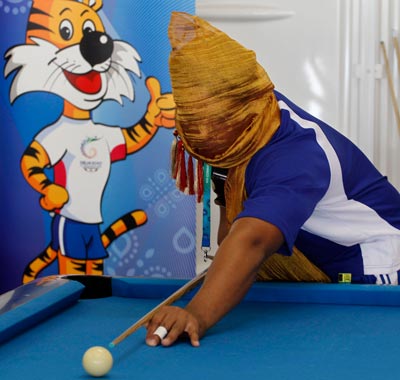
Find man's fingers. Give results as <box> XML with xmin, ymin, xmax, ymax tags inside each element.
<box><xmin>146</xmin><ymin>326</ymin><xmax>169</xmax><ymax>347</ymax></box>
<box><xmin>160</xmin><ymin>319</ymin><xmax>200</xmax><ymax>347</ymax></box>
<box><xmin>145</xmin><ymin>307</ymin><xmax>169</xmax><ymax>346</ymax></box>
<box><xmin>185</xmin><ymin>322</ymin><xmax>201</xmax><ymax>347</ymax></box>
<box><xmin>145</xmin><ymin>306</ymin><xmax>201</xmax><ymax>347</ymax></box>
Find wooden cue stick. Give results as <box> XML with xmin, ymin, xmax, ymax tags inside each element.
<box><xmin>109</xmin><ymin>269</ymin><xmax>208</xmax><ymax>347</ymax></box>
<box><xmin>393</xmin><ymin>36</ymin><xmax>400</xmax><ymax>74</ymax></box>
<box><xmin>380</xmin><ymin>41</ymin><xmax>400</xmax><ymax>134</ymax></box>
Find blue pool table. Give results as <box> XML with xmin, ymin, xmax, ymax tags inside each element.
<box><xmin>1</xmin><ymin>275</ymin><xmax>400</xmax><ymax>380</ymax></box>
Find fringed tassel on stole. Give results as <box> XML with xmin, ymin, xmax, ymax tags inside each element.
<box><xmin>196</xmin><ymin>159</ymin><xmax>204</xmax><ymax>203</ymax></box>
<box><xmin>176</xmin><ymin>140</ymin><xmax>187</xmax><ymax>192</ymax></box>
<box><xmin>256</xmin><ymin>246</ymin><xmax>331</xmax><ymax>283</ymax></box>
<box><xmin>170</xmin><ymin>131</ymin><xmax>178</xmax><ymax>179</ymax></box>
<box><xmin>170</xmin><ymin>131</ymin><xmax>205</xmax><ymax>201</ymax></box>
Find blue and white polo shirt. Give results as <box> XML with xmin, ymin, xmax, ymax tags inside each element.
<box><xmin>237</xmin><ymin>91</ymin><xmax>400</xmax><ymax>283</ymax></box>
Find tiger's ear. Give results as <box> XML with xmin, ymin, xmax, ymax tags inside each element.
<box><xmin>82</xmin><ymin>0</ymin><xmax>102</xmax><ymax>11</ymax></box>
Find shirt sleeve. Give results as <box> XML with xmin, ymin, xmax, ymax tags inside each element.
<box><xmin>105</xmin><ymin>126</ymin><xmax>126</xmax><ymax>162</ymax></box>
<box><xmin>236</xmin><ymin>129</ymin><xmax>331</xmax><ymax>254</ymax></box>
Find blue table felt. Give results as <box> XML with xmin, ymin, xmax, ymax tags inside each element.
<box><xmin>1</xmin><ymin>276</ymin><xmax>400</xmax><ymax>380</ymax></box>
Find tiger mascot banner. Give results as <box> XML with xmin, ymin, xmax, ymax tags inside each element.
<box><xmin>0</xmin><ymin>0</ymin><xmax>196</xmax><ymax>294</ymax></box>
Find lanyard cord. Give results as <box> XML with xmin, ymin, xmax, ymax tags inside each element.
<box><xmin>201</xmin><ymin>163</ymin><xmax>211</xmax><ymax>260</ymax></box>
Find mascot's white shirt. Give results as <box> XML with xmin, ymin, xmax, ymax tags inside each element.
<box><xmin>36</xmin><ymin>116</ymin><xmax>126</xmax><ymax>224</ymax></box>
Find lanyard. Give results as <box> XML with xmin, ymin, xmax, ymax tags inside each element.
<box><xmin>201</xmin><ymin>163</ymin><xmax>211</xmax><ymax>260</ymax></box>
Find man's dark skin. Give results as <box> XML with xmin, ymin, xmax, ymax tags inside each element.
<box><xmin>145</xmin><ymin>215</ymin><xmax>284</xmax><ymax>347</ymax></box>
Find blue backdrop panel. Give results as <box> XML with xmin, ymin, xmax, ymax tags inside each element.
<box><xmin>0</xmin><ymin>0</ymin><xmax>196</xmax><ymax>294</ymax></box>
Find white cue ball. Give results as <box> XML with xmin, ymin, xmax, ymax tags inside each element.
<box><xmin>82</xmin><ymin>346</ymin><xmax>113</xmax><ymax>377</ymax></box>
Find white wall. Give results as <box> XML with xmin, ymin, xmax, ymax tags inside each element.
<box><xmin>342</xmin><ymin>0</ymin><xmax>400</xmax><ymax>189</ymax></box>
<box><xmin>194</xmin><ymin>0</ymin><xmax>400</xmax><ymax>272</ymax></box>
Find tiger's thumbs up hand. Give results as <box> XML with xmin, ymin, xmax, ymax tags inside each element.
<box><xmin>145</xmin><ymin>76</ymin><xmax>176</xmax><ymax>129</ymax></box>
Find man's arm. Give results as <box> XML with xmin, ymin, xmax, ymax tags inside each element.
<box><xmin>217</xmin><ymin>206</ymin><xmax>230</xmax><ymax>245</ymax></box>
<box><xmin>145</xmin><ymin>216</ymin><xmax>284</xmax><ymax>347</ymax></box>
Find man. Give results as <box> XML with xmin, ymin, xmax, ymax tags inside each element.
<box><xmin>145</xmin><ymin>12</ymin><xmax>400</xmax><ymax>347</ymax></box>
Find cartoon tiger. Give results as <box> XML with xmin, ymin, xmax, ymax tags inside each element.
<box><xmin>4</xmin><ymin>0</ymin><xmax>175</xmax><ymax>283</ymax></box>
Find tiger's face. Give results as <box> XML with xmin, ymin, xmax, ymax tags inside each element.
<box><xmin>4</xmin><ymin>0</ymin><xmax>141</xmax><ymax>111</ymax></box>
<box><xmin>26</xmin><ymin>0</ymin><xmax>106</xmax><ymax>48</ymax></box>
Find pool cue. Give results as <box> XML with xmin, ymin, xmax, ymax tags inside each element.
<box><xmin>380</xmin><ymin>41</ymin><xmax>400</xmax><ymax>134</ymax></box>
<box><xmin>109</xmin><ymin>269</ymin><xmax>208</xmax><ymax>347</ymax></box>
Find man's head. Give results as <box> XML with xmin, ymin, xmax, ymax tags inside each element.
<box><xmin>168</xmin><ymin>12</ymin><xmax>277</xmax><ymax>168</ymax></box>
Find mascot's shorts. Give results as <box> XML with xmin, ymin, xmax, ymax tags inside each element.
<box><xmin>51</xmin><ymin>214</ymin><xmax>108</xmax><ymax>260</ymax></box>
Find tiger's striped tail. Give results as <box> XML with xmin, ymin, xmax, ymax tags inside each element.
<box><xmin>22</xmin><ymin>210</ymin><xmax>148</xmax><ymax>283</ymax></box>
<box><xmin>101</xmin><ymin>209</ymin><xmax>147</xmax><ymax>248</ymax></box>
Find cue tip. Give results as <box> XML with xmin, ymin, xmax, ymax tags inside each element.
<box><xmin>108</xmin><ymin>342</ymin><xmax>115</xmax><ymax>349</ymax></box>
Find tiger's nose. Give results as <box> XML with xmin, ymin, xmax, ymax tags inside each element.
<box><xmin>80</xmin><ymin>31</ymin><xmax>114</xmax><ymax>67</ymax></box>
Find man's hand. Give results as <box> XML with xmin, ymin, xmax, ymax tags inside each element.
<box><xmin>145</xmin><ymin>305</ymin><xmax>202</xmax><ymax>347</ymax></box>
<box><xmin>145</xmin><ymin>218</ymin><xmax>284</xmax><ymax>348</ymax></box>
